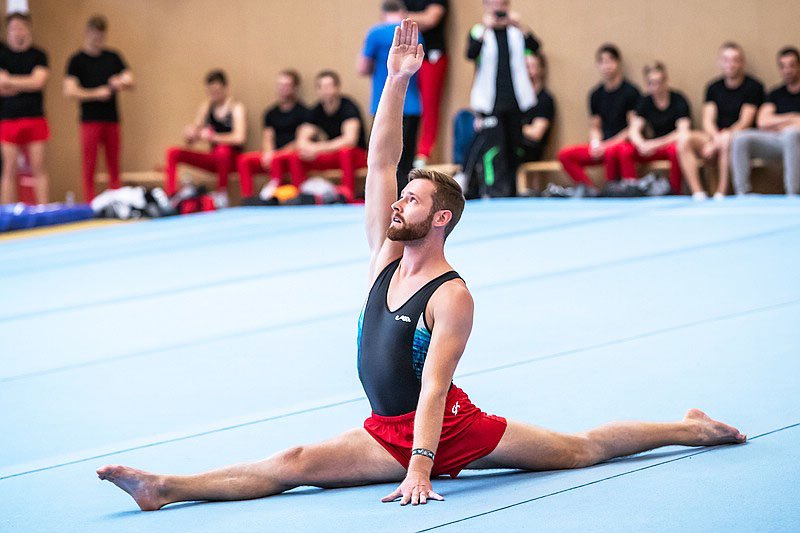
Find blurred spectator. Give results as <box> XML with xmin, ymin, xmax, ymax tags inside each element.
<box><xmin>163</xmin><ymin>70</ymin><xmax>246</xmax><ymax>197</ymax></box>
<box><xmin>359</xmin><ymin>0</ymin><xmax>424</xmax><ymax>192</ymax></box>
<box><xmin>236</xmin><ymin>70</ymin><xmax>307</xmax><ymax>198</ymax></box>
<box><xmin>732</xmin><ymin>47</ymin><xmax>800</xmax><ymax>196</ymax></box>
<box><xmin>676</xmin><ymin>42</ymin><xmax>763</xmax><ymax>199</ymax></box>
<box><xmin>270</xmin><ymin>71</ymin><xmax>367</xmax><ymax>202</ymax></box>
<box><xmin>627</xmin><ymin>62</ymin><xmax>692</xmax><ymax>195</ymax></box>
<box><xmin>0</xmin><ymin>12</ymin><xmax>49</xmax><ymax>204</ymax></box>
<box><xmin>557</xmin><ymin>44</ymin><xmax>640</xmax><ymax>192</ymax></box>
<box><xmin>404</xmin><ymin>0</ymin><xmax>447</xmax><ymax>166</ymax></box>
<box><xmin>467</xmin><ymin>0</ymin><xmax>540</xmax><ymax>197</ymax></box>
<box><xmin>64</xmin><ymin>14</ymin><xmax>135</xmax><ymax>202</ymax></box>
<box><xmin>520</xmin><ymin>51</ymin><xmax>555</xmax><ymax>163</ymax></box>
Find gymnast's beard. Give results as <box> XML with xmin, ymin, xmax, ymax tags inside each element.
<box><xmin>386</xmin><ymin>212</ymin><xmax>434</xmax><ymax>242</ymax></box>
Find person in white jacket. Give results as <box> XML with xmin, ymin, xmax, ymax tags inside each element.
<box><xmin>466</xmin><ymin>0</ymin><xmax>539</xmax><ymax>197</ymax></box>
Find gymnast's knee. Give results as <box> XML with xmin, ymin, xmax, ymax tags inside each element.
<box><xmin>569</xmin><ymin>434</ymin><xmax>605</xmax><ymax>468</ymax></box>
<box><xmin>270</xmin><ymin>445</ymin><xmax>309</xmax><ymax>484</ymax></box>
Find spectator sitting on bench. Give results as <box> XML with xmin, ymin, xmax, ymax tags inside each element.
<box><xmin>164</xmin><ymin>69</ymin><xmax>246</xmax><ymax>197</ymax></box>
<box><xmin>732</xmin><ymin>46</ymin><xmax>800</xmax><ymax>196</ymax></box>
<box><xmin>520</xmin><ymin>50</ymin><xmax>555</xmax><ymax>163</ymax></box>
<box><xmin>557</xmin><ymin>44</ymin><xmax>640</xmax><ymax>193</ymax></box>
<box><xmin>676</xmin><ymin>42</ymin><xmax>764</xmax><ymax>200</ymax></box>
<box><xmin>626</xmin><ymin>62</ymin><xmax>692</xmax><ymax>196</ymax></box>
<box><xmin>270</xmin><ymin>70</ymin><xmax>367</xmax><ymax>202</ymax></box>
<box><xmin>236</xmin><ymin>70</ymin><xmax>307</xmax><ymax>198</ymax></box>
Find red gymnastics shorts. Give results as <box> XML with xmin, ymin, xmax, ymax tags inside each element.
<box><xmin>1</xmin><ymin>117</ymin><xmax>50</xmax><ymax>145</ymax></box>
<box><xmin>364</xmin><ymin>385</ymin><xmax>507</xmax><ymax>478</ymax></box>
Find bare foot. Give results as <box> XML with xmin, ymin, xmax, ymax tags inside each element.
<box><xmin>684</xmin><ymin>409</ymin><xmax>747</xmax><ymax>446</ymax></box>
<box><xmin>97</xmin><ymin>465</ymin><xmax>166</xmax><ymax>511</ymax></box>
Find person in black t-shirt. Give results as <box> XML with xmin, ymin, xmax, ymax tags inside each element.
<box><xmin>627</xmin><ymin>62</ymin><xmax>692</xmax><ymax>195</ymax></box>
<box><xmin>732</xmin><ymin>46</ymin><xmax>800</xmax><ymax>196</ymax></box>
<box><xmin>163</xmin><ymin>70</ymin><xmax>247</xmax><ymax>196</ymax></box>
<box><xmin>520</xmin><ymin>51</ymin><xmax>555</xmax><ymax>163</ymax></box>
<box><xmin>270</xmin><ymin>70</ymin><xmax>367</xmax><ymax>201</ymax></box>
<box><xmin>676</xmin><ymin>42</ymin><xmax>764</xmax><ymax>200</ymax></box>
<box><xmin>405</xmin><ymin>0</ymin><xmax>447</xmax><ymax>166</ymax></box>
<box><xmin>236</xmin><ymin>70</ymin><xmax>307</xmax><ymax>198</ymax></box>
<box><xmin>64</xmin><ymin>15</ymin><xmax>134</xmax><ymax>202</ymax></box>
<box><xmin>0</xmin><ymin>12</ymin><xmax>50</xmax><ymax>205</ymax></box>
<box><xmin>557</xmin><ymin>44</ymin><xmax>640</xmax><ymax>192</ymax></box>
<box><xmin>467</xmin><ymin>0</ymin><xmax>540</xmax><ymax>197</ymax></box>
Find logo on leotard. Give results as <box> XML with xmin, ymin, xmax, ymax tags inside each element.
<box><xmin>451</xmin><ymin>401</ymin><xmax>460</xmax><ymax>415</ymax></box>
<box><xmin>395</xmin><ymin>315</ymin><xmax>411</xmax><ymax>323</ymax></box>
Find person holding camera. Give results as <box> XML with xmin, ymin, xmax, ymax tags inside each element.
<box><xmin>466</xmin><ymin>0</ymin><xmax>539</xmax><ymax>197</ymax></box>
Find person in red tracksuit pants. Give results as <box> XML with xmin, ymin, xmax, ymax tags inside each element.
<box><xmin>0</xmin><ymin>12</ymin><xmax>50</xmax><ymax>205</ymax></box>
<box><xmin>270</xmin><ymin>71</ymin><xmax>367</xmax><ymax>202</ymax></box>
<box><xmin>236</xmin><ymin>70</ymin><xmax>307</xmax><ymax>198</ymax></box>
<box><xmin>64</xmin><ymin>15</ymin><xmax>134</xmax><ymax>202</ymax></box>
<box><xmin>405</xmin><ymin>0</ymin><xmax>448</xmax><ymax>166</ymax></box>
<box><xmin>627</xmin><ymin>62</ymin><xmax>692</xmax><ymax>195</ymax></box>
<box><xmin>163</xmin><ymin>70</ymin><xmax>247</xmax><ymax>197</ymax></box>
<box><xmin>557</xmin><ymin>44</ymin><xmax>641</xmax><ymax>193</ymax></box>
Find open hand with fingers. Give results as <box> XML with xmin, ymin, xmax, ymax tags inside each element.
<box><xmin>387</xmin><ymin>19</ymin><xmax>424</xmax><ymax>80</ymax></box>
<box><xmin>381</xmin><ymin>469</ymin><xmax>444</xmax><ymax>506</ymax></box>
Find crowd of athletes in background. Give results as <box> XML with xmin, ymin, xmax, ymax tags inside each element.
<box><xmin>0</xmin><ymin>0</ymin><xmax>798</xmax><ymax>207</ymax></box>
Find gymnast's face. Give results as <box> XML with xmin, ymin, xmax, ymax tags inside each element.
<box><xmin>387</xmin><ymin>179</ymin><xmax>438</xmax><ymax>242</ymax></box>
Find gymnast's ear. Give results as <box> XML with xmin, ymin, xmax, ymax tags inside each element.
<box><xmin>433</xmin><ymin>209</ymin><xmax>453</xmax><ymax>229</ymax></box>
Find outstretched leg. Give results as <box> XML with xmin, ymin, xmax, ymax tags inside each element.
<box><xmin>467</xmin><ymin>409</ymin><xmax>745</xmax><ymax>471</ymax></box>
<box><xmin>97</xmin><ymin>428</ymin><xmax>406</xmax><ymax>511</ymax></box>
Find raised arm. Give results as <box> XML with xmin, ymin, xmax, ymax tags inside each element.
<box><xmin>365</xmin><ymin>19</ymin><xmax>424</xmax><ymax>279</ymax></box>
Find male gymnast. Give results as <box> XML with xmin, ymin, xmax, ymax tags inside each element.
<box><xmin>98</xmin><ymin>20</ymin><xmax>745</xmax><ymax>510</ymax></box>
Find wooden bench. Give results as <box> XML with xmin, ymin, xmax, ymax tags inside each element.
<box><xmin>95</xmin><ymin>169</ymin><xmax>368</xmax><ymax>195</ymax></box>
<box><xmin>95</xmin><ymin>164</ymin><xmax>462</xmax><ymax>202</ymax></box>
<box><xmin>516</xmin><ymin>158</ymin><xmax>768</xmax><ymax>194</ymax></box>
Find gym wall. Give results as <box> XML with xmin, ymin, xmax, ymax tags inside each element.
<box><xmin>28</xmin><ymin>0</ymin><xmax>800</xmax><ymax>200</ymax></box>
